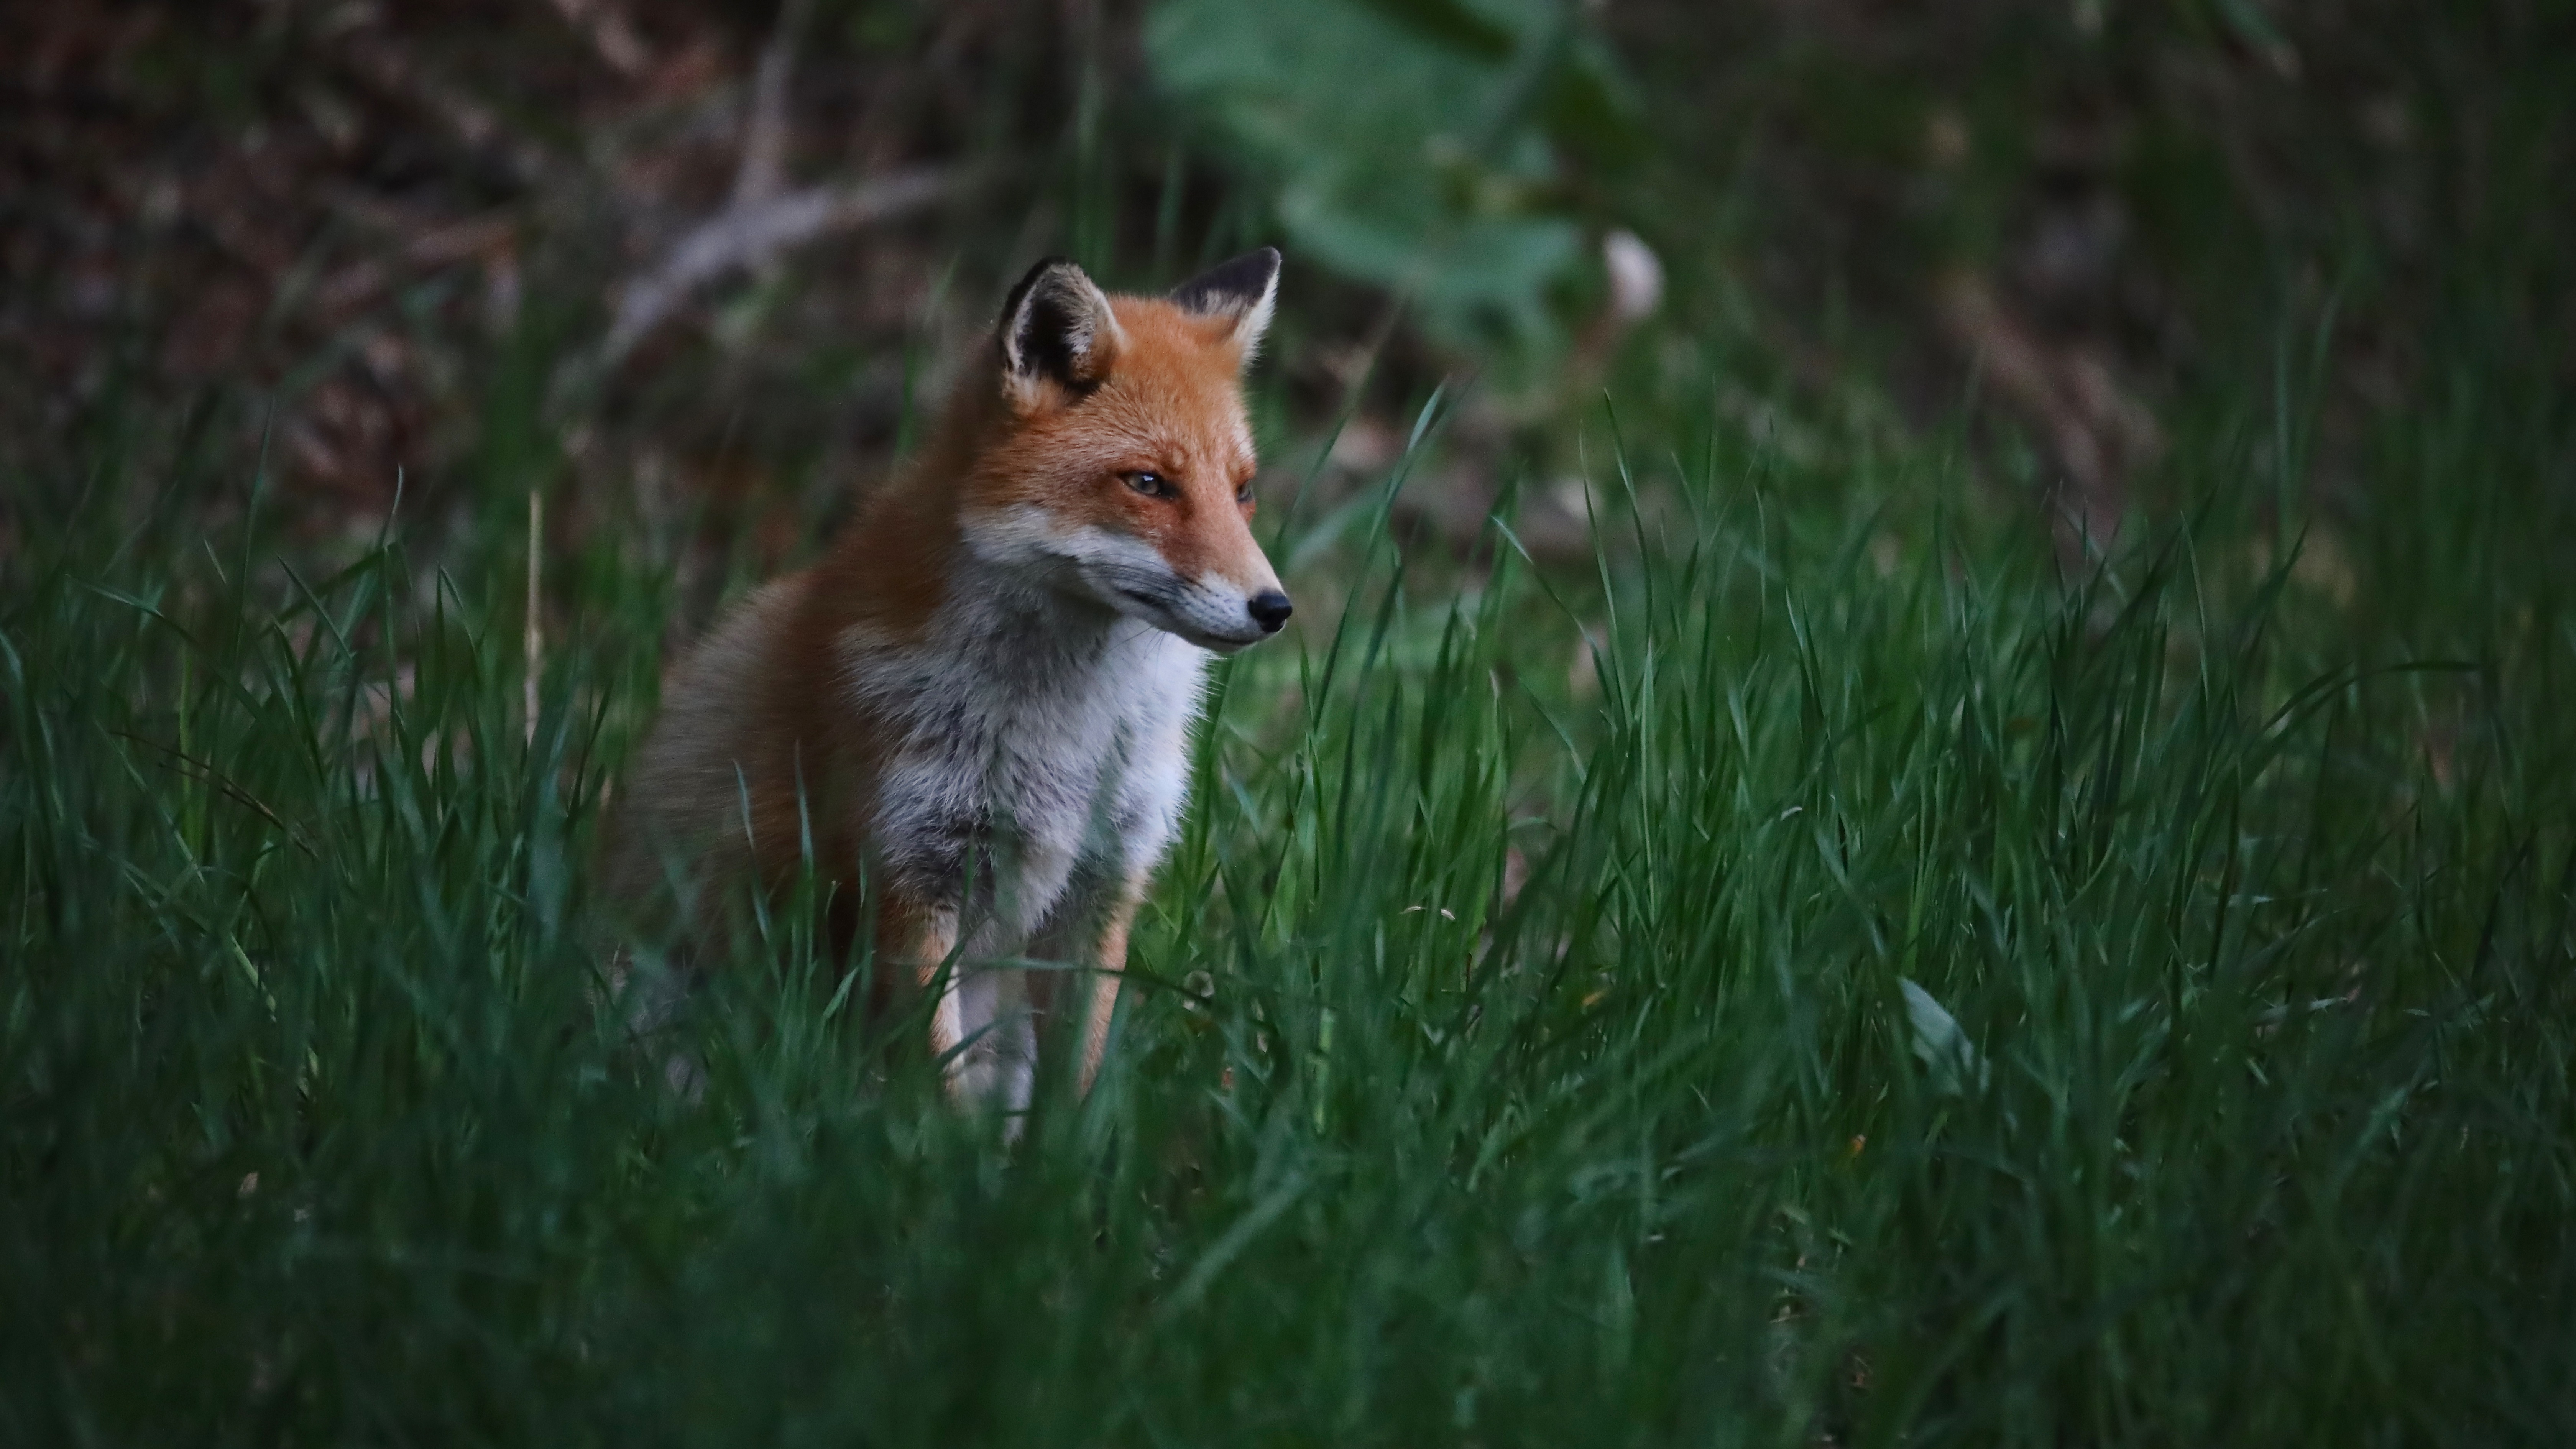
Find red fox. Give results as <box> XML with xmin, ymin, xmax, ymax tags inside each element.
<box><xmin>610</xmin><ymin>249</ymin><xmax>1291</xmax><ymax>1119</ymax></box>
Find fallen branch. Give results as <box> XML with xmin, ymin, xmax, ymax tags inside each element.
<box><xmin>1937</xmin><ymin>268</ymin><xmax>2162</xmax><ymax>565</ymax></box>
<box><xmin>731</xmin><ymin>0</ymin><xmax>812</xmax><ymax>210</ymax></box>
<box><xmin>601</xmin><ymin>167</ymin><xmax>959</xmax><ymax>364</ymax></box>
<box><xmin>598</xmin><ymin>0</ymin><xmax>946</xmax><ymax>367</ymax></box>
<box><xmin>545</xmin><ymin>0</ymin><xmax>656</xmax><ymax>79</ymax></box>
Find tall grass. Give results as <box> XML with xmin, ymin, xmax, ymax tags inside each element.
<box><xmin>5</xmin><ymin>358</ymin><xmax>2571</xmax><ymax>1444</ymax></box>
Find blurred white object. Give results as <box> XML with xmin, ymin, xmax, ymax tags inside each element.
<box><xmin>1901</xmin><ymin>978</ymin><xmax>1991</xmax><ymax>1096</ymax></box>
<box><xmin>1602</xmin><ymin>229</ymin><xmax>1665</xmax><ymax>324</ymax></box>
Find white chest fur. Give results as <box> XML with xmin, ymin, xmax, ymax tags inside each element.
<box><xmin>839</xmin><ymin>574</ymin><xmax>1207</xmax><ymax>936</ymax></box>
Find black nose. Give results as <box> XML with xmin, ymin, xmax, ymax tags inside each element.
<box><xmin>1247</xmin><ymin>590</ymin><xmax>1294</xmax><ymax>632</ymax></box>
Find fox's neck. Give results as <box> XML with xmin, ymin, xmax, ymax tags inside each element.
<box><xmin>933</xmin><ymin>547</ymin><xmax>1126</xmax><ymax>664</ymax></box>
<box><xmin>819</xmin><ymin>465</ymin><xmax>1128</xmax><ymax>677</ymax></box>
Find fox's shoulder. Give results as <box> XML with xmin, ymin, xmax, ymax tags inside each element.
<box><xmin>625</xmin><ymin>576</ymin><xmax>812</xmax><ymax>808</ymax></box>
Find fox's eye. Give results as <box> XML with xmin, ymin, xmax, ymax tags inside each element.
<box><xmin>1234</xmin><ymin>480</ymin><xmax>1254</xmax><ymax>504</ymax></box>
<box><xmin>1125</xmin><ymin>471</ymin><xmax>1177</xmax><ymax>499</ymax></box>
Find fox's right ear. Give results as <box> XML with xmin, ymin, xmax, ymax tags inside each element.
<box><xmin>999</xmin><ymin>258</ymin><xmax>1124</xmax><ymax>412</ymax></box>
<box><xmin>1170</xmin><ymin>246</ymin><xmax>1280</xmax><ymax>360</ymax></box>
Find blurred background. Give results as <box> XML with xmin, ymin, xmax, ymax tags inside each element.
<box><xmin>4</xmin><ymin>0</ymin><xmax>2569</xmax><ymax>601</ymax></box>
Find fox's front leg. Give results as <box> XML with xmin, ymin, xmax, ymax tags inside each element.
<box><xmin>1079</xmin><ymin>874</ymin><xmax>1149</xmax><ymax>1095</ymax></box>
<box><xmin>879</xmin><ymin>891</ymin><xmax>966</xmax><ymax>1097</ymax></box>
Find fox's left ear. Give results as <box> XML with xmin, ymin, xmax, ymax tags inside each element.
<box><xmin>1170</xmin><ymin>246</ymin><xmax>1280</xmax><ymax>361</ymax></box>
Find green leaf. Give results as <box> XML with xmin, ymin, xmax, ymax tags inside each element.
<box><xmin>1147</xmin><ymin>0</ymin><xmax>1634</xmax><ymax>358</ymax></box>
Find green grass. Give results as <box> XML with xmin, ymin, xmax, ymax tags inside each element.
<box><xmin>5</xmin><ymin>353</ymin><xmax>2572</xmax><ymax>1445</ymax></box>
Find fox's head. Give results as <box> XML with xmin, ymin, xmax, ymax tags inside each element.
<box><xmin>959</xmin><ymin>250</ymin><xmax>1292</xmax><ymax>653</ymax></box>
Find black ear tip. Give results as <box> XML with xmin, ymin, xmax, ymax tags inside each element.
<box><xmin>1231</xmin><ymin>246</ymin><xmax>1283</xmax><ymax>285</ymax></box>
<box><xmin>1170</xmin><ymin>247</ymin><xmax>1282</xmax><ymax>314</ymax></box>
<box><xmin>1000</xmin><ymin>256</ymin><xmax>1087</xmax><ymax>325</ymax></box>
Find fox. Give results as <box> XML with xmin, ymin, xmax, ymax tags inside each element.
<box><xmin>608</xmin><ymin>248</ymin><xmax>1293</xmax><ymax>1121</ymax></box>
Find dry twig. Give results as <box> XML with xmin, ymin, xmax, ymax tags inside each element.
<box><xmin>546</xmin><ymin>0</ymin><xmax>656</xmax><ymax>78</ymax></box>
<box><xmin>602</xmin><ymin>168</ymin><xmax>959</xmax><ymax>363</ymax></box>
<box><xmin>731</xmin><ymin>0</ymin><xmax>811</xmax><ymax>210</ymax></box>
<box><xmin>1938</xmin><ymin>269</ymin><xmax>2162</xmax><ymax>565</ymax></box>
<box><xmin>601</xmin><ymin>0</ymin><xmax>955</xmax><ymax>365</ymax></box>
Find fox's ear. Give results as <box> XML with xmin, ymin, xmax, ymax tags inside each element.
<box><xmin>999</xmin><ymin>257</ymin><xmax>1124</xmax><ymax>410</ymax></box>
<box><xmin>1170</xmin><ymin>246</ymin><xmax>1280</xmax><ymax>360</ymax></box>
